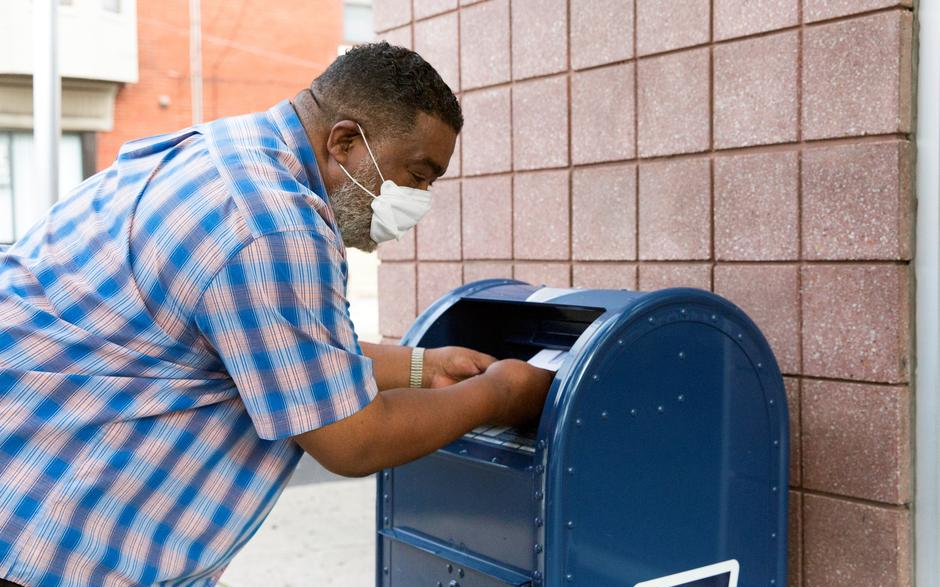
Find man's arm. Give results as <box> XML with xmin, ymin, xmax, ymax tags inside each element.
<box><xmin>292</xmin><ymin>359</ymin><xmax>552</xmax><ymax>477</ymax></box>
<box><xmin>359</xmin><ymin>342</ymin><xmax>411</xmax><ymax>389</ymax></box>
<box><xmin>360</xmin><ymin>341</ymin><xmax>497</xmax><ymax>390</ymax></box>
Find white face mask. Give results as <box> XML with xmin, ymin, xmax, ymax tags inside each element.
<box><xmin>338</xmin><ymin>124</ymin><xmax>433</xmax><ymax>244</ymax></box>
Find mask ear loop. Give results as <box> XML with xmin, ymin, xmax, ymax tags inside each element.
<box><xmin>336</xmin><ymin>123</ymin><xmax>386</xmax><ymax>198</ymax></box>
<box><xmin>356</xmin><ymin>123</ymin><xmax>386</xmax><ymax>183</ymax></box>
<box><xmin>338</xmin><ymin>162</ymin><xmax>377</xmax><ymax>199</ymax></box>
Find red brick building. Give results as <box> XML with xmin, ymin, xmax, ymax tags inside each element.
<box><xmin>97</xmin><ymin>0</ymin><xmax>347</xmax><ymax>170</ymax></box>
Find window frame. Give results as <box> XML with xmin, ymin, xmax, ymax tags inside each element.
<box><xmin>0</xmin><ymin>132</ymin><xmax>16</xmax><ymax>246</ymax></box>
<box><xmin>0</xmin><ymin>129</ymin><xmax>91</xmax><ymax>246</ymax></box>
<box><xmin>100</xmin><ymin>0</ymin><xmax>121</xmax><ymax>14</ymax></box>
<box><xmin>342</xmin><ymin>0</ymin><xmax>374</xmax><ymax>45</ymax></box>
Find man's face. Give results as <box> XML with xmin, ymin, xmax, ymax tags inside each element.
<box><xmin>364</xmin><ymin>112</ymin><xmax>457</xmax><ymax>192</ymax></box>
<box><xmin>328</xmin><ymin>113</ymin><xmax>457</xmax><ymax>252</ymax></box>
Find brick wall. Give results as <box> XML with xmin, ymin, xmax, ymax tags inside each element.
<box><xmin>374</xmin><ymin>1</ymin><xmax>916</xmax><ymax>585</ymax></box>
<box><xmin>96</xmin><ymin>0</ymin><xmax>343</xmax><ymax>170</ymax></box>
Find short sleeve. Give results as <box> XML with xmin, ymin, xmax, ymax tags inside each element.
<box><xmin>194</xmin><ymin>230</ymin><xmax>378</xmax><ymax>440</ymax></box>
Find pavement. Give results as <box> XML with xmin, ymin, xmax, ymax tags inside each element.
<box><xmin>218</xmin><ymin>456</ymin><xmax>377</xmax><ymax>587</ymax></box>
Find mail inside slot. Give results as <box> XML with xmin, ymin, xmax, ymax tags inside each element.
<box><xmin>415</xmin><ymin>298</ymin><xmax>595</xmax><ymax>458</ymax></box>
<box><xmin>415</xmin><ymin>297</ymin><xmax>605</xmax><ymax>362</ymax></box>
<box><xmin>464</xmin><ymin>424</ymin><xmax>538</xmax><ymax>453</ymax></box>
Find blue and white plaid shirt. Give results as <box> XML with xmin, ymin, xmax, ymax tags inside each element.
<box><xmin>0</xmin><ymin>100</ymin><xmax>378</xmax><ymax>586</ymax></box>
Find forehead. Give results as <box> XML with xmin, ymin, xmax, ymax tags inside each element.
<box><xmin>386</xmin><ymin>112</ymin><xmax>458</xmax><ymax>175</ymax></box>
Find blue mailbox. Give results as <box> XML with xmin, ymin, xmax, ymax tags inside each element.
<box><xmin>376</xmin><ymin>280</ymin><xmax>788</xmax><ymax>587</ymax></box>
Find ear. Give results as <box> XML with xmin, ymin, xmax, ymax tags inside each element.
<box><xmin>326</xmin><ymin>120</ymin><xmax>363</xmax><ymax>167</ymax></box>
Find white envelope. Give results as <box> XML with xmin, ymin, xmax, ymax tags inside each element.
<box><xmin>527</xmin><ymin>348</ymin><xmax>568</xmax><ymax>372</ymax></box>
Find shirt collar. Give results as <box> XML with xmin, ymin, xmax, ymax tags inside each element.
<box><xmin>266</xmin><ymin>99</ymin><xmax>329</xmax><ymax>201</ymax></box>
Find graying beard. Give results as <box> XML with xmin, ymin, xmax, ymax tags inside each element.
<box><xmin>329</xmin><ymin>158</ymin><xmax>381</xmax><ymax>252</ymax></box>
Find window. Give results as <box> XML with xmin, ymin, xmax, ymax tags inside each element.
<box><xmin>0</xmin><ymin>131</ymin><xmax>85</xmax><ymax>245</ymax></box>
<box><xmin>101</xmin><ymin>0</ymin><xmax>121</xmax><ymax>13</ymax></box>
<box><xmin>0</xmin><ymin>136</ymin><xmax>12</xmax><ymax>244</ymax></box>
<box><xmin>343</xmin><ymin>0</ymin><xmax>373</xmax><ymax>45</ymax></box>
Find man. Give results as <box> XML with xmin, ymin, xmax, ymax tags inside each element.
<box><xmin>0</xmin><ymin>42</ymin><xmax>552</xmax><ymax>586</ymax></box>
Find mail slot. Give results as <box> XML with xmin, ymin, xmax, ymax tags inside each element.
<box><xmin>376</xmin><ymin>279</ymin><xmax>789</xmax><ymax>587</ymax></box>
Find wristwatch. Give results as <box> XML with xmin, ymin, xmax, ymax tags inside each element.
<box><xmin>409</xmin><ymin>346</ymin><xmax>425</xmax><ymax>388</ymax></box>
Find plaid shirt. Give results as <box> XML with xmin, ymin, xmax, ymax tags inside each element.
<box><xmin>0</xmin><ymin>101</ymin><xmax>378</xmax><ymax>586</ymax></box>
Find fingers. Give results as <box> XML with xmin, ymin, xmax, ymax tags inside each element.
<box><xmin>470</xmin><ymin>350</ymin><xmax>498</xmax><ymax>371</ymax></box>
<box><xmin>442</xmin><ymin>346</ymin><xmax>496</xmax><ymax>376</ymax></box>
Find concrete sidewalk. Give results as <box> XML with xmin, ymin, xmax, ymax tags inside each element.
<box><xmin>219</xmin><ymin>458</ymin><xmax>376</xmax><ymax>587</ymax></box>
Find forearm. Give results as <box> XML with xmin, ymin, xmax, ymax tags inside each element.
<box><xmin>294</xmin><ymin>374</ymin><xmax>500</xmax><ymax>477</ymax></box>
<box><xmin>360</xmin><ymin>341</ymin><xmax>412</xmax><ymax>390</ymax></box>
<box><xmin>357</xmin><ymin>379</ymin><xmax>497</xmax><ymax>473</ymax></box>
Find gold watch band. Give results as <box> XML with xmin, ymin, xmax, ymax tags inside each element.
<box><xmin>409</xmin><ymin>347</ymin><xmax>425</xmax><ymax>388</ymax></box>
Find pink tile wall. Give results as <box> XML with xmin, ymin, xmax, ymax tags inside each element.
<box><xmin>636</xmin><ymin>0</ymin><xmax>710</xmax><ymax>56</ymax></box>
<box><xmin>714</xmin><ymin>264</ymin><xmax>801</xmax><ymax>374</ymax></box>
<box><xmin>714</xmin><ymin>0</ymin><xmax>798</xmax><ymax>40</ymax></box>
<box><xmin>714</xmin><ymin>31</ymin><xmax>799</xmax><ymax>148</ymax></box>
<box><xmin>375</xmin><ymin>2</ymin><xmax>917</xmax><ymax>584</ymax></box>
<box><xmin>637</xmin><ymin>48</ymin><xmax>710</xmax><ymax>156</ymax></box>
<box><xmin>803</xmin><ymin>494</ymin><xmax>911</xmax><ymax>587</ymax></box>
<box><xmin>714</xmin><ymin>151</ymin><xmax>799</xmax><ymax>261</ymax></box>
<box><xmin>512</xmin><ymin>76</ymin><xmax>569</xmax><ymax>170</ymax></box>
<box><xmin>572</xmin><ymin>63</ymin><xmax>635</xmax><ymax>164</ymax></box>
<box><xmin>414</xmin><ymin>12</ymin><xmax>460</xmax><ymax>92</ymax></box>
<box><xmin>462</xmin><ymin>175</ymin><xmax>512</xmax><ymax>259</ymax></box>
<box><xmin>638</xmin><ymin>157</ymin><xmax>711</xmax><ymax>260</ymax></box>
<box><xmin>572</xmin><ymin>262</ymin><xmax>637</xmax><ymax>289</ymax></box>
<box><xmin>413</xmin><ymin>0</ymin><xmax>457</xmax><ymax>20</ymax></box>
<box><xmin>802</xmin><ymin>141</ymin><xmax>913</xmax><ymax>261</ymax></box>
<box><xmin>570</xmin><ymin>0</ymin><xmax>633</xmax><ymax>69</ymax></box>
<box><xmin>511</xmin><ymin>0</ymin><xmax>568</xmax><ymax>79</ymax></box>
<box><xmin>572</xmin><ymin>163</ymin><xmax>636</xmax><ymax>260</ymax></box>
<box><xmin>802</xmin><ymin>379</ymin><xmax>910</xmax><ymax>504</ymax></box>
<box><xmin>459</xmin><ymin>0</ymin><xmax>510</xmax><ymax>89</ymax></box>
<box><xmin>460</xmin><ymin>87</ymin><xmax>511</xmax><ymax>175</ymax></box>
<box><xmin>416</xmin><ymin>179</ymin><xmax>461</xmax><ymax>260</ymax></box>
<box><xmin>513</xmin><ymin>170</ymin><xmax>570</xmax><ymax>260</ymax></box>
<box><xmin>802</xmin><ymin>11</ymin><xmax>912</xmax><ymax>140</ymax></box>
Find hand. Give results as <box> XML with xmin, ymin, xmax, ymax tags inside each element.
<box><xmin>482</xmin><ymin>359</ymin><xmax>555</xmax><ymax>429</ymax></box>
<box><xmin>424</xmin><ymin>346</ymin><xmax>497</xmax><ymax>388</ymax></box>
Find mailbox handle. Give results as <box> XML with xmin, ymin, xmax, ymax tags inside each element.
<box><xmin>379</xmin><ymin>527</ymin><xmax>533</xmax><ymax>586</ymax></box>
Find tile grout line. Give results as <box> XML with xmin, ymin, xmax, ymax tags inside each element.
<box><xmin>456</xmin><ymin>0</ymin><xmax>464</xmax><ymax>285</ymax></box>
<box><xmin>384</xmin><ymin>258</ymin><xmax>914</xmax><ymax>266</ymax></box>
<box><xmin>506</xmin><ymin>0</ymin><xmax>517</xmax><ymax>279</ymax></box>
<box><xmin>566</xmin><ymin>0</ymin><xmax>573</xmax><ymax>286</ymax></box>
<box><xmin>411</xmin><ymin>3</ymin><xmax>418</xmax><ymax>320</ymax></box>
<box><xmin>800</xmin><ymin>486</ymin><xmax>912</xmax><ymax>512</ymax></box>
<box><xmin>708</xmin><ymin>0</ymin><xmax>716</xmax><ymax>293</ymax></box>
<box><xmin>633</xmin><ymin>0</ymin><xmax>640</xmax><ymax>283</ymax></box>
<box><xmin>795</xmin><ymin>11</ymin><xmax>807</xmax><ymax>581</ymax></box>
<box><xmin>448</xmin><ymin>132</ymin><xmax>908</xmax><ymax>176</ymax></box>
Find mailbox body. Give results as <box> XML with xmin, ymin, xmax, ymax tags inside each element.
<box><xmin>376</xmin><ymin>280</ymin><xmax>789</xmax><ymax>587</ymax></box>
